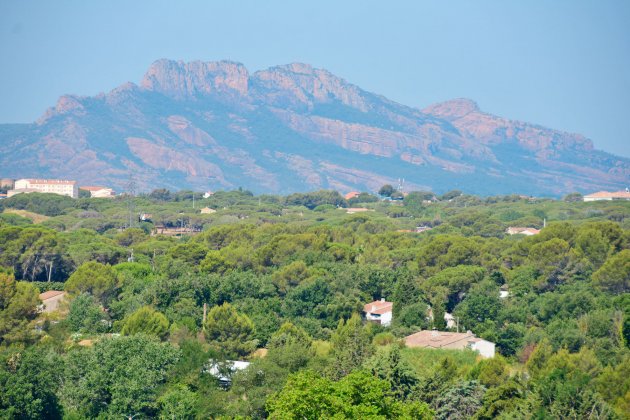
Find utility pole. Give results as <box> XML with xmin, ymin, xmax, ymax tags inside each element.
<box><xmin>125</xmin><ymin>176</ymin><xmax>137</xmax><ymax>229</ymax></box>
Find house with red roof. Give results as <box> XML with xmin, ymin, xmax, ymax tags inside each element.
<box><xmin>38</xmin><ymin>290</ymin><xmax>66</xmax><ymax>313</ymax></box>
<box><xmin>405</xmin><ymin>330</ymin><xmax>495</xmax><ymax>358</ymax></box>
<box><xmin>363</xmin><ymin>299</ymin><xmax>393</xmax><ymax>326</ymax></box>
<box><xmin>583</xmin><ymin>190</ymin><xmax>630</xmax><ymax>202</ymax></box>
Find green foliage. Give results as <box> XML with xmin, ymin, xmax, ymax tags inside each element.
<box><xmin>204</xmin><ymin>302</ymin><xmax>257</xmax><ymax>358</ymax></box>
<box><xmin>158</xmin><ymin>384</ymin><xmax>198</xmax><ymax>420</ymax></box>
<box><xmin>0</xmin><ymin>347</ymin><xmax>63</xmax><ymax>419</ymax></box>
<box><xmin>3</xmin><ymin>192</ymin><xmax>75</xmax><ymax>216</ymax></box>
<box><xmin>67</xmin><ymin>293</ymin><xmax>110</xmax><ymax>334</ymax></box>
<box><xmin>267</xmin><ymin>322</ymin><xmax>314</xmax><ymax>372</ymax></box>
<box><xmin>0</xmin><ymin>213</ymin><xmax>33</xmax><ymax>226</ymax></box>
<box><xmin>434</xmin><ymin>380</ymin><xmax>485</xmax><ymax>420</ymax></box>
<box><xmin>121</xmin><ymin>306</ymin><xmax>170</xmax><ymax>339</ymax></box>
<box><xmin>592</xmin><ymin>249</ymin><xmax>630</xmax><ymax>293</ymax></box>
<box><xmin>285</xmin><ymin>190</ymin><xmax>346</xmax><ymax>209</ymax></box>
<box><xmin>563</xmin><ymin>192</ymin><xmax>583</xmax><ymax>202</ymax></box>
<box><xmin>392</xmin><ymin>271</ymin><xmax>421</xmax><ymax>318</ymax></box>
<box><xmin>64</xmin><ymin>261</ymin><xmax>119</xmax><ymax>304</ymax></box>
<box><xmin>398</xmin><ymin>302</ymin><xmax>430</xmax><ymax>329</ymax></box>
<box><xmin>470</xmin><ymin>356</ymin><xmax>509</xmax><ymax>388</ymax></box>
<box><xmin>0</xmin><ymin>190</ymin><xmax>627</xmax><ymax>417</ymax></box>
<box><xmin>327</xmin><ymin>313</ymin><xmax>374</xmax><ymax>380</ymax></box>
<box><xmin>367</xmin><ymin>345</ymin><xmax>420</xmax><ymax>400</ymax></box>
<box><xmin>378</xmin><ymin>184</ymin><xmax>395</xmax><ymax>197</ymax></box>
<box><xmin>266</xmin><ymin>369</ymin><xmax>433</xmax><ymax>419</ymax></box>
<box><xmin>0</xmin><ymin>272</ymin><xmax>39</xmax><ymax>344</ymax></box>
<box><xmin>60</xmin><ymin>335</ymin><xmax>179</xmax><ymax>418</ymax></box>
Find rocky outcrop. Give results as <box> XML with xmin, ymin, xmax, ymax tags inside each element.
<box><xmin>0</xmin><ymin>59</ymin><xmax>627</xmax><ymax>195</ymax></box>
<box><xmin>141</xmin><ymin>59</ymin><xmax>249</xmax><ymax>99</ymax></box>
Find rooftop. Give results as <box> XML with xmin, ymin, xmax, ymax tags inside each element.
<box><xmin>364</xmin><ymin>300</ymin><xmax>393</xmax><ymax>315</ymax></box>
<box><xmin>405</xmin><ymin>330</ymin><xmax>485</xmax><ymax>349</ymax></box>
<box><xmin>79</xmin><ymin>186</ymin><xmax>110</xmax><ymax>191</ymax></box>
<box><xmin>39</xmin><ymin>290</ymin><xmax>65</xmax><ymax>300</ymax></box>
<box><xmin>506</xmin><ymin>227</ymin><xmax>540</xmax><ymax>235</ymax></box>
<box><xmin>18</xmin><ymin>179</ymin><xmax>77</xmax><ymax>185</ymax></box>
<box><xmin>584</xmin><ymin>190</ymin><xmax>630</xmax><ymax>199</ymax></box>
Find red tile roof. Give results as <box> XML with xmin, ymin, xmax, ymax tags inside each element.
<box><xmin>344</xmin><ymin>191</ymin><xmax>361</xmax><ymax>200</ymax></box>
<box><xmin>39</xmin><ymin>290</ymin><xmax>65</xmax><ymax>300</ymax></box>
<box><xmin>364</xmin><ymin>300</ymin><xmax>393</xmax><ymax>315</ymax></box>
<box><xmin>405</xmin><ymin>330</ymin><xmax>481</xmax><ymax>349</ymax></box>
<box><xmin>584</xmin><ymin>190</ymin><xmax>630</xmax><ymax>199</ymax></box>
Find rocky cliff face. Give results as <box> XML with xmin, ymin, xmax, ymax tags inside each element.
<box><xmin>0</xmin><ymin>59</ymin><xmax>627</xmax><ymax>195</ymax></box>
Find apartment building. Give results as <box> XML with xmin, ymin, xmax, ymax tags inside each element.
<box><xmin>12</xmin><ymin>179</ymin><xmax>79</xmax><ymax>198</ymax></box>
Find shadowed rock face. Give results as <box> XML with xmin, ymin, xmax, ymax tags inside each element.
<box><xmin>1</xmin><ymin>59</ymin><xmax>628</xmax><ymax>195</ymax></box>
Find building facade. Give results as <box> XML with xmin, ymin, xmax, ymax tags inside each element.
<box><xmin>13</xmin><ymin>179</ymin><xmax>78</xmax><ymax>198</ymax></box>
<box><xmin>79</xmin><ymin>186</ymin><xmax>115</xmax><ymax>198</ymax></box>
<box><xmin>583</xmin><ymin>190</ymin><xmax>630</xmax><ymax>202</ymax></box>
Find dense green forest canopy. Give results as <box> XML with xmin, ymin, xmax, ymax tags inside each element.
<box><xmin>0</xmin><ymin>189</ymin><xmax>628</xmax><ymax>418</ymax></box>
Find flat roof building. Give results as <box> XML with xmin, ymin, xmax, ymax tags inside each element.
<box><xmin>13</xmin><ymin>179</ymin><xmax>78</xmax><ymax>198</ymax></box>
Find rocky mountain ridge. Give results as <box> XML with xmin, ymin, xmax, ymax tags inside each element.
<box><xmin>1</xmin><ymin>59</ymin><xmax>627</xmax><ymax>195</ymax></box>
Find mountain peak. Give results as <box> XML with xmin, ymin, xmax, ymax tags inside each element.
<box><xmin>140</xmin><ymin>59</ymin><xmax>249</xmax><ymax>99</ymax></box>
<box><xmin>274</xmin><ymin>62</ymin><xmax>317</xmax><ymax>75</ymax></box>
<box><xmin>253</xmin><ymin>63</ymin><xmax>368</xmax><ymax>111</ymax></box>
<box><xmin>423</xmin><ymin>98</ymin><xmax>480</xmax><ymax>119</ymax></box>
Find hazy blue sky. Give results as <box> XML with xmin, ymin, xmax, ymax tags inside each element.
<box><xmin>1</xmin><ymin>0</ymin><xmax>629</xmax><ymax>156</ymax></box>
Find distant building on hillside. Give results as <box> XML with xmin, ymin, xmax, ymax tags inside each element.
<box><xmin>0</xmin><ymin>178</ymin><xmax>14</xmax><ymax>189</ymax></box>
<box><xmin>364</xmin><ymin>299</ymin><xmax>393</xmax><ymax>326</ymax></box>
<box><xmin>346</xmin><ymin>207</ymin><xmax>372</xmax><ymax>214</ymax></box>
<box><xmin>38</xmin><ymin>291</ymin><xmax>66</xmax><ymax>313</ymax></box>
<box><xmin>506</xmin><ymin>227</ymin><xmax>540</xmax><ymax>236</ymax></box>
<box><xmin>204</xmin><ymin>360</ymin><xmax>250</xmax><ymax>387</ymax></box>
<box><xmin>80</xmin><ymin>186</ymin><xmax>115</xmax><ymax>198</ymax></box>
<box><xmin>583</xmin><ymin>190</ymin><xmax>630</xmax><ymax>202</ymax></box>
<box><xmin>415</xmin><ymin>225</ymin><xmax>432</xmax><ymax>233</ymax></box>
<box><xmin>405</xmin><ymin>330</ymin><xmax>495</xmax><ymax>358</ymax></box>
<box><xmin>11</xmin><ymin>179</ymin><xmax>78</xmax><ymax>198</ymax></box>
<box><xmin>203</xmin><ymin>191</ymin><xmax>214</xmax><ymax>198</ymax></box>
<box><xmin>139</xmin><ymin>213</ymin><xmax>153</xmax><ymax>222</ymax></box>
<box><xmin>344</xmin><ymin>191</ymin><xmax>360</xmax><ymax>200</ymax></box>
<box><xmin>200</xmin><ymin>207</ymin><xmax>217</xmax><ymax>214</ymax></box>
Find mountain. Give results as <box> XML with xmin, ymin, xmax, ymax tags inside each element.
<box><xmin>1</xmin><ymin>59</ymin><xmax>628</xmax><ymax>196</ymax></box>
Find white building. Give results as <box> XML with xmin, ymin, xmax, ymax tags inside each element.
<box><xmin>80</xmin><ymin>186</ymin><xmax>115</xmax><ymax>198</ymax></box>
<box><xmin>583</xmin><ymin>190</ymin><xmax>630</xmax><ymax>202</ymax></box>
<box><xmin>38</xmin><ymin>291</ymin><xmax>66</xmax><ymax>313</ymax></box>
<box><xmin>506</xmin><ymin>227</ymin><xmax>540</xmax><ymax>236</ymax></box>
<box><xmin>12</xmin><ymin>179</ymin><xmax>78</xmax><ymax>198</ymax></box>
<box><xmin>405</xmin><ymin>330</ymin><xmax>496</xmax><ymax>358</ymax></box>
<box><xmin>363</xmin><ymin>299</ymin><xmax>393</xmax><ymax>326</ymax></box>
<box><xmin>204</xmin><ymin>360</ymin><xmax>250</xmax><ymax>387</ymax></box>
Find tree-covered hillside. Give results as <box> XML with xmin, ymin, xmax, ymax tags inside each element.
<box><xmin>0</xmin><ymin>189</ymin><xmax>628</xmax><ymax>418</ymax></box>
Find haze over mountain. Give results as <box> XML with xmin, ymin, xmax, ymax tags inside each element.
<box><xmin>1</xmin><ymin>59</ymin><xmax>628</xmax><ymax>196</ymax></box>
